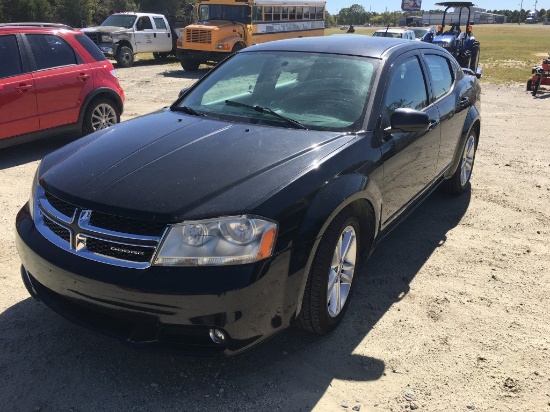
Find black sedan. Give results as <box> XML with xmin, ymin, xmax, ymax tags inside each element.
<box><xmin>16</xmin><ymin>35</ymin><xmax>481</xmax><ymax>356</ymax></box>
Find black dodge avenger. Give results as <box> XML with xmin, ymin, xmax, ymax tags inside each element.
<box><xmin>16</xmin><ymin>35</ymin><xmax>481</xmax><ymax>355</ymax></box>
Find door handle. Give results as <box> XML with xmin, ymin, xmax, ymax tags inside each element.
<box><xmin>459</xmin><ymin>97</ymin><xmax>469</xmax><ymax>107</ymax></box>
<box><xmin>429</xmin><ymin>119</ymin><xmax>440</xmax><ymax>129</ymax></box>
<box><xmin>154</xmin><ymin>33</ymin><xmax>157</xmax><ymax>38</ymax></box>
<box><xmin>16</xmin><ymin>83</ymin><xmax>33</xmax><ymax>92</ymax></box>
<box><xmin>78</xmin><ymin>73</ymin><xmax>90</xmax><ymax>81</ymax></box>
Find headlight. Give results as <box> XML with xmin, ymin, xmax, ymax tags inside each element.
<box><xmin>215</xmin><ymin>43</ymin><xmax>230</xmax><ymax>51</ymax></box>
<box><xmin>101</xmin><ymin>35</ymin><xmax>113</xmax><ymax>43</ymax></box>
<box><xmin>154</xmin><ymin>216</ymin><xmax>277</xmax><ymax>266</ymax></box>
<box><xmin>29</xmin><ymin>164</ymin><xmax>40</xmax><ymax>220</ymax></box>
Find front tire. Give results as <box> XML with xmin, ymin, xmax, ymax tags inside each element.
<box><xmin>296</xmin><ymin>211</ymin><xmax>362</xmax><ymax>334</ymax></box>
<box><xmin>82</xmin><ymin>98</ymin><xmax>120</xmax><ymax>135</ymax></box>
<box><xmin>442</xmin><ymin>129</ymin><xmax>478</xmax><ymax>194</ymax></box>
<box><xmin>115</xmin><ymin>46</ymin><xmax>134</xmax><ymax>68</ymax></box>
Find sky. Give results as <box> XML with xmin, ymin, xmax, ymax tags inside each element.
<box><xmin>326</xmin><ymin>1</ymin><xmax>549</xmax><ymax>14</ymax></box>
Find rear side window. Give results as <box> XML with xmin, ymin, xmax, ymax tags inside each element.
<box><xmin>75</xmin><ymin>34</ymin><xmax>107</xmax><ymax>62</ymax></box>
<box><xmin>384</xmin><ymin>56</ymin><xmax>429</xmax><ymax>113</ymax></box>
<box><xmin>0</xmin><ymin>35</ymin><xmax>23</xmax><ymax>78</ymax></box>
<box><xmin>26</xmin><ymin>34</ymin><xmax>77</xmax><ymax>70</ymax></box>
<box><xmin>153</xmin><ymin>17</ymin><xmax>167</xmax><ymax>30</ymax></box>
<box><xmin>425</xmin><ymin>54</ymin><xmax>454</xmax><ymax>100</ymax></box>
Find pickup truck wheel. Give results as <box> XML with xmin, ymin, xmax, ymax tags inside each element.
<box><xmin>115</xmin><ymin>46</ymin><xmax>134</xmax><ymax>68</ymax></box>
<box><xmin>442</xmin><ymin>129</ymin><xmax>478</xmax><ymax>194</ymax></box>
<box><xmin>82</xmin><ymin>98</ymin><xmax>120</xmax><ymax>135</ymax></box>
<box><xmin>181</xmin><ymin>58</ymin><xmax>200</xmax><ymax>71</ymax></box>
<box><xmin>153</xmin><ymin>52</ymin><xmax>169</xmax><ymax>61</ymax></box>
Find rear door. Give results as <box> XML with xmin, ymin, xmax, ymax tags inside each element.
<box><xmin>152</xmin><ymin>16</ymin><xmax>173</xmax><ymax>52</ymax></box>
<box><xmin>422</xmin><ymin>52</ymin><xmax>469</xmax><ymax>173</ymax></box>
<box><xmin>25</xmin><ymin>33</ymin><xmax>93</xmax><ymax>130</ymax></box>
<box><xmin>0</xmin><ymin>34</ymin><xmax>39</xmax><ymax>140</ymax></box>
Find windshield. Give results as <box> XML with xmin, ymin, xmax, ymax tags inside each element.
<box><xmin>199</xmin><ymin>5</ymin><xmax>251</xmax><ymax>23</ymax></box>
<box><xmin>101</xmin><ymin>15</ymin><xmax>137</xmax><ymax>28</ymax></box>
<box><xmin>176</xmin><ymin>51</ymin><xmax>377</xmax><ymax>132</ymax></box>
<box><xmin>373</xmin><ymin>31</ymin><xmax>403</xmax><ymax>38</ymax></box>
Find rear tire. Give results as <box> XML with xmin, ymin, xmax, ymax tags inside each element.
<box><xmin>115</xmin><ymin>46</ymin><xmax>134</xmax><ymax>68</ymax></box>
<box><xmin>180</xmin><ymin>58</ymin><xmax>200</xmax><ymax>71</ymax></box>
<box><xmin>527</xmin><ymin>79</ymin><xmax>533</xmax><ymax>91</ymax></box>
<box><xmin>296</xmin><ymin>210</ymin><xmax>364</xmax><ymax>334</ymax></box>
<box><xmin>442</xmin><ymin>128</ymin><xmax>478</xmax><ymax>194</ymax></box>
<box><xmin>82</xmin><ymin>98</ymin><xmax>120</xmax><ymax>136</ymax></box>
<box><xmin>532</xmin><ymin>76</ymin><xmax>542</xmax><ymax>96</ymax></box>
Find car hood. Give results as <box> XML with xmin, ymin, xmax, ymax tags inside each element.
<box><xmin>40</xmin><ymin>110</ymin><xmax>356</xmax><ymax>222</ymax></box>
<box><xmin>432</xmin><ymin>34</ymin><xmax>456</xmax><ymax>45</ymax></box>
<box><xmin>82</xmin><ymin>26</ymin><xmax>130</xmax><ymax>34</ymax></box>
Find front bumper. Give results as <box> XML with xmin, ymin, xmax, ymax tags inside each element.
<box><xmin>176</xmin><ymin>48</ymin><xmax>229</xmax><ymax>64</ymax></box>
<box><xmin>98</xmin><ymin>43</ymin><xmax>118</xmax><ymax>57</ymax></box>
<box><xmin>16</xmin><ymin>204</ymin><xmax>295</xmax><ymax>356</ymax></box>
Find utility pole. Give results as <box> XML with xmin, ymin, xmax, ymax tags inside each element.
<box><xmin>519</xmin><ymin>0</ymin><xmax>523</xmax><ymax>24</ymax></box>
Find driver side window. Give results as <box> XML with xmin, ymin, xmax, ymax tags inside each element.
<box><xmin>136</xmin><ymin>17</ymin><xmax>153</xmax><ymax>31</ymax></box>
<box><xmin>383</xmin><ymin>56</ymin><xmax>428</xmax><ymax>116</ymax></box>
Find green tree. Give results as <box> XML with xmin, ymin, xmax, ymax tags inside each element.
<box><xmin>338</xmin><ymin>4</ymin><xmax>367</xmax><ymax>25</ymax></box>
<box><xmin>324</xmin><ymin>11</ymin><xmax>335</xmax><ymax>28</ymax></box>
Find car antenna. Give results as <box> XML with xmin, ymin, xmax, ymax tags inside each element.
<box><xmin>385</xmin><ymin>24</ymin><xmax>390</xmax><ymax>35</ymax></box>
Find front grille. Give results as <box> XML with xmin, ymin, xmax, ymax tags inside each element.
<box><xmin>36</xmin><ymin>188</ymin><xmax>168</xmax><ymax>268</ymax></box>
<box><xmin>43</xmin><ymin>214</ymin><xmax>71</xmax><ymax>243</ymax></box>
<box><xmin>90</xmin><ymin>211</ymin><xmax>166</xmax><ymax>237</ymax></box>
<box><xmin>186</xmin><ymin>29</ymin><xmax>212</xmax><ymax>44</ymax></box>
<box><xmin>45</xmin><ymin>191</ymin><xmax>76</xmax><ymax>218</ymax></box>
<box><xmin>85</xmin><ymin>32</ymin><xmax>100</xmax><ymax>45</ymax></box>
<box><xmin>86</xmin><ymin>237</ymin><xmax>155</xmax><ymax>263</ymax></box>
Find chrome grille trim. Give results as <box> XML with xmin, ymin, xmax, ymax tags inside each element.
<box><xmin>34</xmin><ymin>186</ymin><xmax>168</xmax><ymax>269</ymax></box>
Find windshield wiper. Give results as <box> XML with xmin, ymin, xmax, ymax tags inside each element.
<box><xmin>173</xmin><ymin>106</ymin><xmax>206</xmax><ymax>117</ymax></box>
<box><xmin>224</xmin><ymin>100</ymin><xmax>306</xmax><ymax>129</ymax></box>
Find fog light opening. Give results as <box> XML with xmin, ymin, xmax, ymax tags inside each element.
<box><xmin>209</xmin><ymin>328</ymin><xmax>226</xmax><ymax>344</ymax></box>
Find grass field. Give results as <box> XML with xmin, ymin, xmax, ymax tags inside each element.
<box><xmin>325</xmin><ymin>24</ymin><xmax>550</xmax><ymax>84</ymax></box>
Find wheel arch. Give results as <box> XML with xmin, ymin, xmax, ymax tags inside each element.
<box><xmin>291</xmin><ymin>175</ymin><xmax>380</xmax><ymax>320</ymax></box>
<box><xmin>115</xmin><ymin>39</ymin><xmax>133</xmax><ymax>53</ymax></box>
<box><xmin>78</xmin><ymin>88</ymin><xmax>124</xmax><ymax>126</ymax></box>
<box><xmin>444</xmin><ymin>106</ymin><xmax>481</xmax><ymax>179</ymax></box>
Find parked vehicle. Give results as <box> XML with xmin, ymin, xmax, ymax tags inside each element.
<box><xmin>527</xmin><ymin>54</ymin><xmax>550</xmax><ymax>96</ymax></box>
<box><xmin>177</xmin><ymin>0</ymin><xmax>326</xmax><ymax>71</ymax></box>
<box><xmin>525</xmin><ymin>10</ymin><xmax>538</xmax><ymax>24</ymax></box>
<box><xmin>421</xmin><ymin>2</ymin><xmax>481</xmax><ymax>76</ymax></box>
<box><xmin>372</xmin><ymin>28</ymin><xmax>416</xmax><ymax>40</ymax></box>
<box><xmin>82</xmin><ymin>13</ymin><xmax>177</xmax><ymax>68</ymax></box>
<box><xmin>0</xmin><ymin>26</ymin><xmax>124</xmax><ymax>149</ymax></box>
<box><xmin>0</xmin><ymin>22</ymin><xmax>74</xmax><ymax>30</ymax></box>
<box><xmin>16</xmin><ymin>35</ymin><xmax>481</xmax><ymax>356</ymax></box>
<box><xmin>411</xmin><ymin>26</ymin><xmax>437</xmax><ymax>41</ymax></box>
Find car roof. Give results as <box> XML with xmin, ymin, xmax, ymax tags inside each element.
<box><xmin>0</xmin><ymin>25</ymin><xmax>76</xmax><ymax>35</ymax></box>
<box><xmin>436</xmin><ymin>2</ymin><xmax>475</xmax><ymax>7</ymax></box>
<box><xmin>111</xmin><ymin>12</ymin><xmax>165</xmax><ymax>18</ymax></box>
<box><xmin>374</xmin><ymin>28</ymin><xmax>412</xmax><ymax>33</ymax></box>
<box><xmin>244</xmin><ymin>35</ymin><xmax>440</xmax><ymax>59</ymax></box>
<box><xmin>0</xmin><ymin>22</ymin><xmax>73</xmax><ymax>30</ymax></box>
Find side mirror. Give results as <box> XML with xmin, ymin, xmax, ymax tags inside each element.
<box><xmin>385</xmin><ymin>108</ymin><xmax>430</xmax><ymax>134</ymax></box>
<box><xmin>178</xmin><ymin>87</ymin><xmax>190</xmax><ymax>98</ymax></box>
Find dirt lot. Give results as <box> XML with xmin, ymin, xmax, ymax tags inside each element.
<box><xmin>1</xmin><ymin>60</ymin><xmax>549</xmax><ymax>412</ymax></box>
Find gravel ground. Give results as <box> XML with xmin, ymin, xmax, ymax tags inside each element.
<box><xmin>0</xmin><ymin>60</ymin><xmax>549</xmax><ymax>412</ymax></box>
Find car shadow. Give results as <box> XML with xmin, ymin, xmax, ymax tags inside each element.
<box><xmin>0</xmin><ymin>189</ymin><xmax>470</xmax><ymax>411</ymax></box>
<box><xmin>0</xmin><ymin>134</ymin><xmax>77</xmax><ymax>170</ymax></box>
<box><xmin>160</xmin><ymin>67</ymin><xmax>211</xmax><ymax>80</ymax></box>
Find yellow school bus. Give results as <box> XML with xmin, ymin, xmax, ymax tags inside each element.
<box><xmin>176</xmin><ymin>0</ymin><xmax>326</xmax><ymax>70</ymax></box>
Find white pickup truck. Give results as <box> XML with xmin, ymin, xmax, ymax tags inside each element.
<box><xmin>82</xmin><ymin>13</ymin><xmax>178</xmax><ymax>67</ymax></box>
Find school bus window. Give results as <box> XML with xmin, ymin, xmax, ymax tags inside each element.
<box><xmin>289</xmin><ymin>6</ymin><xmax>296</xmax><ymax>19</ymax></box>
<box><xmin>281</xmin><ymin>6</ymin><xmax>288</xmax><ymax>20</ymax></box>
<box><xmin>303</xmin><ymin>6</ymin><xmax>310</xmax><ymax>19</ymax></box>
<box><xmin>252</xmin><ymin>6</ymin><xmax>262</xmax><ymax>21</ymax></box>
<box><xmin>316</xmin><ymin>7</ymin><xmax>324</xmax><ymax>19</ymax></box>
<box><xmin>273</xmin><ymin>6</ymin><xmax>281</xmax><ymax>21</ymax></box>
<box><xmin>264</xmin><ymin>6</ymin><xmax>272</xmax><ymax>21</ymax></box>
<box><xmin>296</xmin><ymin>6</ymin><xmax>303</xmax><ymax>20</ymax></box>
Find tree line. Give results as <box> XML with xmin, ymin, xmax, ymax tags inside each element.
<box><xmin>0</xmin><ymin>0</ymin><xmax>194</xmax><ymax>27</ymax></box>
<box><xmin>327</xmin><ymin>4</ymin><xmax>550</xmax><ymax>27</ymax></box>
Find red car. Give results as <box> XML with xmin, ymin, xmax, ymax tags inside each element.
<box><xmin>0</xmin><ymin>25</ymin><xmax>124</xmax><ymax>148</ymax></box>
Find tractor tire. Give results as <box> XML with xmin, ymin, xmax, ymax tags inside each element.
<box><xmin>527</xmin><ymin>79</ymin><xmax>533</xmax><ymax>91</ymax></box>
<box><xmin>457</xmin><ymin>52</ymin><xmax>471</xmax><ymax>70</ymax></box>
<box><xmin>532</xmin><ymin>76</ymin><xmax>542</xmax><ymax>96</ymax></box>
<box><xmin>180</xmin><ymin>58</ymin><xmax>200</xmax><ymax>71</ymax></box>
<box><xmin>115</xmin><ymin>46</ymin><xmax>134</xmax><ymax>68</ymax></box>
<box><xmin>469</xmin><ymin>43</ymin><xmax>480</xmax><ymax>72</ymax></box>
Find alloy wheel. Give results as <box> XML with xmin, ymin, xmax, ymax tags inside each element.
<box><xmin>460</xmin><ymin>134</ymin><xmax>476</xmax><ymax>187</ymax></box>
<box><xmin>91</xmin><ymin>104</ymin><xmax>117</xmax><ymax>131</ymax></box>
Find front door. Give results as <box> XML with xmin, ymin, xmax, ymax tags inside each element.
<box><xmin>134</xmin><ymin>16</ymin><xmax>156</xmax><ymax>53</ymax></box>
<box><xmin>379</xmin><ymin>53</ymin><xmax>441</xmax><ymax>227</ymax></box>
<box><xmin>0</xmin><ymin>34</ymin><xmax>39</xmax><ymax>140</ymax></box>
